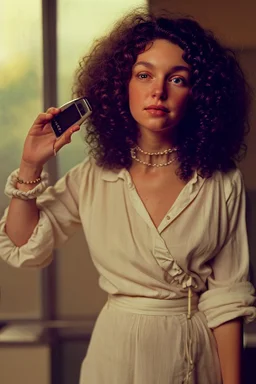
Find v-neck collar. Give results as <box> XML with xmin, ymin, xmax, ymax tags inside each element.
<box><xmin>121</xmin><ymin>169</ymin><xmax>206</xmax><ymax>233</ymax></box>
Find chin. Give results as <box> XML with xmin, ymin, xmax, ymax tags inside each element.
<box><xmin>141</xmin><ymin>123</ymin><xmax>175</xmax><ymax>133</ymax></box>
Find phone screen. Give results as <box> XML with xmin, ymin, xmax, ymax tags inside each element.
<box><xmin>55</xmin><ymin>104</ymin><xmax>81</xmax><ymax>131</ymax></box>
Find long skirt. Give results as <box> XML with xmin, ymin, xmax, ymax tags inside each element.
<box><xmin>79</xmin><ymin>295</ymin><xmax>222</xmax><ymax>384</ymax></box>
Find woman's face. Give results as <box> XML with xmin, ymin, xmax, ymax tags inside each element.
<box><xmin>128</xmin><ymin>39</ymin><xmax>191</xmax><ymax>134</ymax></box>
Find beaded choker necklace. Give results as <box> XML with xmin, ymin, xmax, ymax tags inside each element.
<box><xmin>130</xmin><ymin>145</ymin><xmax>177</xmax><ymax>168</ymax></box>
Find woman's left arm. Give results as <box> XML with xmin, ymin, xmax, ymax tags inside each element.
<box><xmin>198</xmin><ymin>169</ymin><xmax>256</xmax><ymax>382</ymax></box>
<box><xmin>213</xmin><ymin>318</ymin><xmax>243</xmax><ymax>384</ymax></box>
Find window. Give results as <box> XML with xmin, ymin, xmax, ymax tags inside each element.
<box><xmin>0</xmin><ymin>0</ymin><xmax>43</xmax><ymax>319</ymax></box>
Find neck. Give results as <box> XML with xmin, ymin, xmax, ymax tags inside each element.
<box><xmin>137</xmin><ymin>130</ymin><xmax>174</xmax><ymax>152</ymax></box>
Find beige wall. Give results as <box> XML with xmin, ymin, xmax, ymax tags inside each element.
<box><xmin>150</xmin><ymin>0</ymin><xmax>256</xmax><ymax>49</ymax></box>
<box><xmin>0</xmin><ymin>261</ymin><xmax>42</xmax><ymax>319</ymax></box>
<box><xmin>0</xmin><ymin>345</ymin><xmax>50</xmax><ymax>384</ymax></box>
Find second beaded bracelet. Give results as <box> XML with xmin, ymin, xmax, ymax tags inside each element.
<box><xmin>16</xmin><ymin>176</ymin><xmax>42</xmax><ymax>185</ymax></box>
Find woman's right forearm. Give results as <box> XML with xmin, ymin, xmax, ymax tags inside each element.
<box><xmin>5</xmin><ymin>161</ymin><xmax>43</xmax><ymax>247</ymax></box>
<box><xmin>5</xmin><ymin>108</ymin><xmax>78</xmax><ymax>247</ymax></box>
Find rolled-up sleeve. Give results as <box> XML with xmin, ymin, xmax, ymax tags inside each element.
<box><xmin>0</xmin><ymin>158</ymin><xmax>91</xmax><ymax>269</ymax></box>
<box><xmin>0</xmin><ymin>208</ymin><xmax>55</xmax><ymax>268</ymax></box>
<box><xmin>198</xmin><ymin>170</ymin><xmax>256</xmax><ymax>328</ymax></box>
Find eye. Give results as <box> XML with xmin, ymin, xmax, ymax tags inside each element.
<box><xmin>170</xmin><ymin>76</ymin><xmax>187</xmax><ymax>86</ymax></box>
<box><xmin>137</xmin><ymin>73</ymin><xmax>150</xmax><ymax>80</ymax></box>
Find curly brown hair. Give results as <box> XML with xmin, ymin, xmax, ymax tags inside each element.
<box><xmin>73</xmin><ymin>9</ymin><xmax>251</xmax><ymax>180</ymax></box>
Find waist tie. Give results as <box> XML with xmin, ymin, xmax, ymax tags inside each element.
<box><xmin>108</xmin><ymin>291</ymin><xmax>197</xmax><ymax>384</ymax></box>
<box><xmin>108</xmin><ymin>292</ymin><xmax>198</xmax><ymax>316</ymax></box>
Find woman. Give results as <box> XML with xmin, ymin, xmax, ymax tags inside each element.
<box><xmin>1</xmin><ymin>10</ymin><xmax>255</xmax><ymax>384</ymax></box>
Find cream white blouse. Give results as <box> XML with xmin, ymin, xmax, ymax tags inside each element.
<box><xmin>0</xmin><ymin>157</ymin><xmax>255</xmax><ymax>328</ymax></box>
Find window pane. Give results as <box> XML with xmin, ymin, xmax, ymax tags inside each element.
<box><xmin>0</xmin><ymin>0</ymin><xmax>43</xmax><ymax>319</ymax></box>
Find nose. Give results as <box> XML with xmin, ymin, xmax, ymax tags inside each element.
<box><xmin>152</xmin><ymin>80</ymin><xmax>168</xmax><ymax>101</ymax></box>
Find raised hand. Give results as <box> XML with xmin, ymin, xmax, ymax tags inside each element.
<box><xmin>21</xmin><ymin>107</ymin><xmax>80</xmax><ymax>168</ymax></box>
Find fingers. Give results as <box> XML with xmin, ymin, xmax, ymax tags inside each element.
<box><xmin>33</xmin><ymin>108</ymin><xmax>61</xmax><ymax>126</ymax></box>
<box><xmin>46</xmin><ymin>107</ymin><xmax>60</xmax><ymax>115</ymax></box>
<box><xmin>53</xmin><ymin>125</ymin><xmax>80</xmax><ymax>154</ymax></box>
<box><xmin>33</xmin><ymin>112</ymin><xmax>53</xmax><ymax>126</ymax></box>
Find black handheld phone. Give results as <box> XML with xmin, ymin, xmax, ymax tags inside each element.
<box><xmin>51</xmin><ymin>97</ymin><xmax>92</xmax><ymax>137</ymax></box>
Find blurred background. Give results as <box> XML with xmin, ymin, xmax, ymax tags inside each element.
<box><xmin>0</xmin><ymin>0</ymin><xmax>255</xmax><ymax>383</ymax></box>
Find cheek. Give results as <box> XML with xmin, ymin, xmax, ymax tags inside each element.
<box><xmin>129</xmin><ymin>82</ymin><xmax>140</xmax><ymax>101</ymax></box>
<box><xmin>175</xmin><ymin>94</ymin><xmax>190</xmax><ymax>113</ymax></box>
<box><xmin>128</xmin><ymin>83</ymin><xmax>143</xmax><ymax>112</ymax></box>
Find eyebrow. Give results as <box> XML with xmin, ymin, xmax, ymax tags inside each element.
<box><xmin>133</xmin><ymin>61</ymin><xmax>190</xmax><ymax>73</ymax></box>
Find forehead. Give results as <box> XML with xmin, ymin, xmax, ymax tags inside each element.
<box><xmin>135</xmin><ymin>39</ymin><xmax>188</xmax><ymax>68</ymax></box>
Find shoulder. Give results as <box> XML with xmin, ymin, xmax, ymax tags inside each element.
<box><xmin>63</xmin><ymin>156</ymin><xmax>123</xmax><ymax>190</ymax></box>
<box><xmin>65</xmin><ymin>156</ymin><xmax>102</xmax><ymax>182</ymax></box>
<box><xmin>49</xmin><ymin>156</ymin><xmax>103</xmax><ymax>197</ymax></box>
<box><xmin>210</xmin><ymin>167</ymin><xmax>245</xmax><ymax>203</ymax></box>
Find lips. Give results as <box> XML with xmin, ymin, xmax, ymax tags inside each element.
<box><xmin>145</xmin><ymin>105</ymin><xmax>169</xmax><ymax>113</ymax></box>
